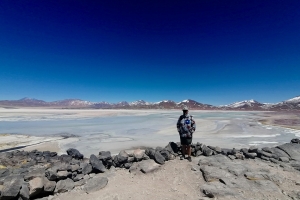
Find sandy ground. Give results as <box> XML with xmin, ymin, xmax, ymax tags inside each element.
<box><xmin>51</xmin><ymin>156</ymin><xmax>300</xmax><ymax>200</ymax></box>
<box><xmin>52</xmin><ymin>157</ymin><xmax>206</xmax><ymax>200</ymax></box>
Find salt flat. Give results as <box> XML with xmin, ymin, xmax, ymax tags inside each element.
<box><xmin>0</xmin><ymin>108</ymin><xmax>299</xmax><ymax>156</ymax></box>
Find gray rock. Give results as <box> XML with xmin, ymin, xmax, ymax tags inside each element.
<box><xmin>70</xmin><ymin>164</ymin><xmax>80</xmax><ymax>172</ymax></box>
<box><xmin>262</xmin><ymin>147</ymin><xmax>274</xmax><ymax>154</ymax></box>
<box><xmin>165</xmin><ymin>142</ymin><xmax>179</xmax><ymax>154</ymax></box>
<box><xmin>241</xmin><ymin>148</ymin><xmax>248</xmax><ymax>154</ymax></box>
<box><xmin>269</xmin><ymin>158</ymin><xmax>280</xmax><ymax>164</ymax></box>
<box><xmin>83</xmin><ymin>176</ymin><xmax>108</xmax><ymax>194</ymax></box>
<box><xmin>0</xmin><ymin>175</ymin><xmax>23</xmax><ymax>200</ymax></box>
<box><xmin>154</xmin><ymin>151</ymin><xmax>165</xmax><ymax>165</ymax></box>
<box><xmin>127</xmin><ymin>157</ymin><xmax>135</xmax><ymax>163</ymax></box>
<box><xmin>196</xmin><ymin>150</ymin><xmax>203</xmax><ymax>157</ymax></box>
<box><xmin>90</xmin><ymin>154</ymin><xmax>106</xmax><ymax>173</ymax></box>
<box><xmin>59</xmin><ymin>154</ymin><xmax>73</xmax><ymax>163</ymax></box>
<box><xmin>0</xmin><ymin>169</ymin><xmax>10</xmax><ymax>179</ymax></box>
<box><xmin>227</xmin><ymin>164</ymin><xmax>248</xmax><ymax>176</ymax></box>
<box><xmin>169</xmin><ymin>154</ymin><xmax>175</xmax><ymax>160</ymax></box>
<box><xmin>24</xmin><ymin>168</ymin><xmax>45</xmax><ymax>181</ymax></box>
<box><xmin>29</xmin><ymin>177</ymin><xmax>44</xmax><ymax>198</ymax></box>
<box><xmin>19</xmin><ymin>184</ymin><xmax>30</xmax><ymax>200</ymax></box>
<box><xmin>118</xmin><ymin>150</ymin><xmax>129</xmax><ymax>163</ymax></box>
<box><xmin>74</xmin><ymin>179</ymin><xmax>86</xmax><ymax>187</ymax></box>
<box><xmin>144</xmin><ymin>148</ymin><xmax>156</xmax><ymax>159</ymax></box>
<box><xmin>248</xmin><ymin>146</ymin><xmax>258</xmax><ymax>153</ymax></box>
<box><xmin>98</xmin><ymin>151</ymin><xmax>111</xmax><ymax>161</ymax></box>
<box><xmin>124</xmin><ymin>163</ymin><xmax>132</xmax><ymax>169</ymax></box>
<box><xmin>45</xmin><ymin>169</ymin><xmax>57</xmax><ymax>181</ymax></box>
<box><xmin>259</xmin><ymin>150</ymin><xmax>273</xmax><ymax>158</ymax></box>
<box><xmin>79</xmin><ymin>163</ymin><xmax>93</xmax><ymax>175</ymax></box>
<box><xmin>228</xmin><ymin>155</ymin><xmax>236</xmax><ymax>160</ymax></box>
<box><xmin>271</xmin><ymin>147</ymin><xmax>290</xmax><ymax>158</ymax></box>
<box><xmin>159</xmin><ymin>149</ymin><xmax>170</xmax><ymax>161</ymax></box>
<box><xmin>260</xmin><ymin>155</ymin><xmax>270</xmax><ymax>161</ymax></box>
<box><xmin>244</xmin><ymin>172</ymin><xmax>265</xmax><ymax>180</ymax></box>
<box><xmin>83</xmin><ymin>174</ymin><xmax>90</xmax><ymax>180</ymax></box>
<box><xmin>202</xmin><ymin>145</ymin><xmax>213</xmax><ymax>156</ymax></box>
<box><xmin>200</xmin><ymin>165</ymin><xmax>233</xmax><ymax>183</ymax></box>
<box><xmin>73</xmin><ymin>174</ymin><xmax>84</xmax><ymax>182</ymax></box>
<box><xmin>277</xmin><ymin>143</ymin><xmax>300</xmax><ymax>161</ymax></box>
<box><xmin>221</xmin><ymin>148</ymin><xmax>232</xmax><ymax>155</ymax></box>
<box><xmin>56</xmin><ymin>171</ymin><xmax>71</xmax><ymax>180</ymax></box>
<box><xmin>133</xmin><ymin>149</ymin><xmax>144</xmax><ymax>162</ymax></box>
<box><xmin>253</xmin><ymin>180</ymin><xmax>280</xmax><ymax>192</ymax></box>
<box><xmin>54</xmin><ymin>178</ymin><xmax>74</xmax><ymax>194</ymax></box>
<box><xmin>139</xmin><ymin>160</ymin><xmax>161</xmax><ymax>173</ymax></box>
<box><xmin>43</xmin><ymin>178</ymin><xmax>56</xmax><ymax>193</ymax></box>
<box><xmin>201</xmin><ymin>182</ymin><xmax>237</xmax><ymax>198</ymax></box>
<box><xmin>215</xmin><ymin>146</ymin><xmax>222</xmax><ymax>153</ymax></box>
<box><xmin>291</xmin><ymin>138</ymin><xmax>300</xmax><ymax>144</ymax></box>
<box><xmin>66</xmin><ymin>148</ymin><xmax>83</xmax><ymax>160</ymax></box>
<box><xmin>155</xmin><ymin>146</ymin><xmax>163</xmax><ymax>152</ymax></box>
<box><xmin>245</xmin><ymin>152</ymin><xmax>257</xmax><ymax>159</ymax></box>
<box><xmin>234</xmin><ymin>152</ymin><xmax>244</xmax><ymax>160</ymax></box>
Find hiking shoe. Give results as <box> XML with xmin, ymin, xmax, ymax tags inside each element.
<box><xmin>187</xmin><ymin>157</ymin><xmax>192</xmax><ymax>162</ymax></box>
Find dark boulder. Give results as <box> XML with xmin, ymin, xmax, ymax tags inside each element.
<box><xmin>98</xmin><ymin>151</ymin><xmax>111</xmax><ymax>161</ymax></box>
<box><xmin>244</xmin><ymin>152</ymin><xmax>257</xmax><ymax>159</ymax></box>
<box><xmin>248</xmin><ymin>146</ymin><xmax>258</xmax><ymax>153</ymax></box>
<box><xmin>90</xmin><ymin>154</ymin><xmax>106</xmax><ymax>173</ymax></box>
<box><xmin>277</xmin><ymin>143</ymin><xmax>300</xmax><ymax>161</ymax></box>
<box><xmin>165</xmin><ymin>142</ymin><xmax>179</xmax><ymax>154</ymax></box>
<box><xmin>124</xmin><ymin>163</ymin><xmax>133</xmax><ymax>169</ymax></box>
<box><xmin>202</xmin><ymin>145</ymin><xmax>213</xmax><ymax>156</ymax></box>
<box><xmin>79</xmin><ymin>163</ymin><xmax>93</xmax><ymax>175</ymax></box>
<box><xmin>160</xmin><ymin>150</ymin><xmax>170</xmax><ymax>161</ymax></box>
<box><xmin>66</xmin><ymin>148</ymin><xmax>84</xmax><ymax>160</ymax></box>
<box><xmin>154</xmin><ymin>151</ymin><xmax>165</xmax><ymax>165</ymax></box>
<box><xmin>145</xmin><ymin>148</ymin><xmax>156</xmax><ymax>159</ymax></box>
<box><xmin>45</xmin><ymin>169</ymin><xmax>58</xmax><ymax>181</ymax></box>
<box><xmin>1</xmin><ymin>175</ymin><xmax>23</xmax><ymax>200</ymax></box>
<box><xmin>117</xmin><ymin>151</ymin><xmax>129</xmax><ymax>164</ymax></box>
<box><xmin>221</xmin><ymin>148</ymin><xmax>232</xmax><ymax>156</ymax></box>
<box><xmin>291</xmin><ymin>138</ymin><xmax>300</xmax><ymax>144</ymax></box>
<box><xmin>59</xmin><ymin>154</ymin><xmax>73</xmax><ymax>163</ymax></box>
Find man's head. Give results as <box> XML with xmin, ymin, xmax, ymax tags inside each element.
<box><xmin>182</xmin><ymin>106</ymin><xmax>189</xmax><ymax>115</ymax></box>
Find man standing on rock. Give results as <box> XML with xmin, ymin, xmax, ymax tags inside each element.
<box><xmin>177</xmin><ymin>106</ymin><xmax>196</xmax><ymax>162</ymax></box>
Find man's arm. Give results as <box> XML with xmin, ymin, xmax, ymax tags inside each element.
<box><xmin>177</xmin><ymin>115</ymin><xmax>183</xmax><ymax>132</ymax></box>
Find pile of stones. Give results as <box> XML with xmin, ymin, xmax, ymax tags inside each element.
<box><xmin>0</xmin><ymin>139</ymin><xmax>300</xmax><ymax>199</ymax></box>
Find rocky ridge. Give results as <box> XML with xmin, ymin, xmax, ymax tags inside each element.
<box><xmin>0</xmin><ymin>139</ymin><xmax>300</xmax><ymax>199</ymax></box>
<box><xmin>1</xmin><ymin>96</ymin><xmax>300</xmax><ymax>110</ymax></box>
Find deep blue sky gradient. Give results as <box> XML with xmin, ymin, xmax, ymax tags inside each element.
<box><xmin>0</xmin><ymin>0</ymin><xmax>300</xmax><ymax>105</ymax></box>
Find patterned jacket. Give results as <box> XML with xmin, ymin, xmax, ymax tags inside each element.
<box><xmin>176</xmin><ymin>114</ymin><xmax>196</xmax><ymax>138</ymax></box>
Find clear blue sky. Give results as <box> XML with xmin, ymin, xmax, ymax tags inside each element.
<box><xmin>0</xmin><ymin>0</ymin><xmax>299</xmax><ymax>105</ymax></box>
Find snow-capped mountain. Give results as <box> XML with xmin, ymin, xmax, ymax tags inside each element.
<box><xmin>267</xmin><ymin>96</ymin><xmax>300</xmax><ymax>110</ymax></box>
<box><xmin>177</xmin><ymin>99</ymin><xmax>215</xmax><ymax>110</ymax></box>
<box><xmin>222</xmin><ymin>99</ymin><xmax>264</xmax><ymax>110</ymax></box>
<box><xmin>129</xmin><ymin>100</ymin><xmax>150</xmax><ymax>106</ymax></box>
<box><xmin>285</xmin><ymin>96</ymin><xmax>300</xmax><ymax>104</ymax></box>
<box><xmin>51</xmin><ymin>99</ymin><xmax>95</xmax><ymax>107</ymax></box>
<box><xmin>0</xmin><ymin>96</ymin><xmax>300</xmax><ymax>110</ymax></box>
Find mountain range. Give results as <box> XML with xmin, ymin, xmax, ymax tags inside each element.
<box><xmin>0</xmin><ymin>96</ymin><xmax>299</xmax><ymax>111</ymax></box>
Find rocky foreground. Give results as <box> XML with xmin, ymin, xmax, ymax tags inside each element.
<box><xmin>0</xmin><ymin>139</ymin><xmax>300</xmax><ymax>200</ymax></box>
